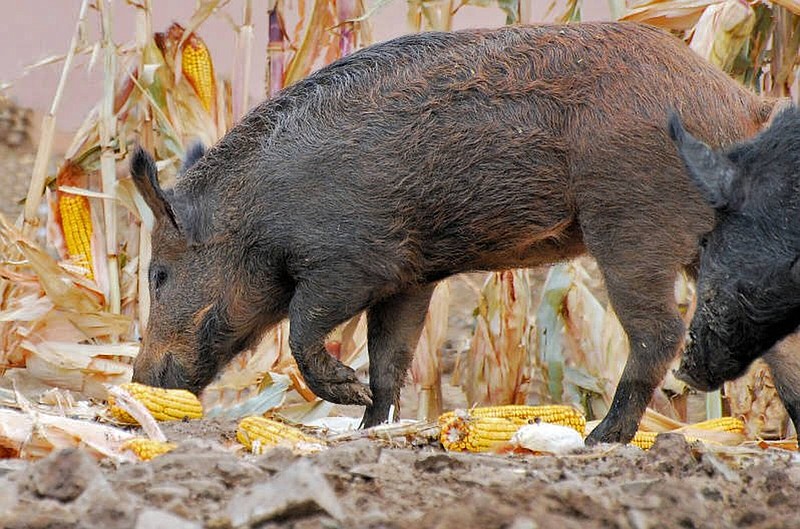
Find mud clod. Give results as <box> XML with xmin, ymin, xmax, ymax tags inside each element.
<box><xmin>28</xmin><ymin>448</ymin><xmax>103</xmax><ymax>502</ymax></box>
<box><xmin>225</xmin><ymin>458</ymin><xmax>344</xmax><ymax>527</ymax></box>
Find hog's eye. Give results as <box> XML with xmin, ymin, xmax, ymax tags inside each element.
<box><xmin>149</xmin><ymin>266</ymin><xmax>168</xmax><ymax>292</ymax></box>
<box><xmin>698</xmin><ymin>234</ymin><xmax>709</xmax><ymax>249</ymax></box>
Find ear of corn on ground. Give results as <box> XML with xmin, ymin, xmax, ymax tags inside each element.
<box><xmin>438</xmin><ymin>405</ymin><xmax>745</xmax><ymax>453</ymax></box>
<box><xmin>121</xmin><ymin>438</ymin><xmax>177</xmax><ymax>461</ymax></box>
<box><xmin>107</xmin><ymin>382</ymin><xmax>203</xmax><ymax>424</ymax></box>
<box><xmin>438</xmin><ymin>405</ymin><xmax>585</xmax><ymax>432</ymax></box>
<box><xmin>438</xmin><ymin>405</ymin><xmax>585</xmax><ymax>452</ymax></box>
<box><xmin>686</xmin><ymin>417</ymin><xmax>745</xmax><ymax>434</ymax></box>
<box><xmin>629</xmin><ymin>431</ymin><xmax>711</xmax><ymax>450</ymax></box>
<box><xmin>237</xmin><ymin>416</ymin><xmax>326</xmax><ymax>455</ymax></box>
<box><xmin>630</xmin><ymin>416</ymin><xmax>745</xmax><ymax>450</ymax></box>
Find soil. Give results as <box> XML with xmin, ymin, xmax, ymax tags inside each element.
<box><xmin>2</xmin><ymin>426</ymin><xmax>799</xmax><ymax>529</ymax></box>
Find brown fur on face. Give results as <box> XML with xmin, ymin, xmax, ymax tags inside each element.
<box><xmin>131</xmin><ymin>22</ymin><xmax>779</xmax><ymax>443</ymax></box>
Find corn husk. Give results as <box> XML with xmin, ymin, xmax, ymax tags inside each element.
<box><xmin>461</xmin><ymin>270</ymin><xmax>532</xmax><ymax>407</ymax></box>
<box><xmin>0</xmin><ymin>406</ymin><xmax>135</xmax><ymax>461</ymax></box>
<box><xmin>690</xmin><ymin>0</ymin><xmax>756</xmax><ymax>71</ymax></box>
<box><xmin>725</xmin><ymin>359</ymin><xmax>789</xmax><ymax>439</ymax></box>
<box><xmin>620</xmin><ymin>0</ymin><xmax>722</xmax><ymax>30</ymax></box>
<box><xmin>771</xmin><ymin>0</ymin><xmax>800</xmax><ymax>15</ymax></box>
<box><xmin>509</xmin><ymin>421</ymin><xmax>585</xmax><ymax>454</ymax></box>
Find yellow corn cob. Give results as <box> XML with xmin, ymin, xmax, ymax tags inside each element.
<box><xmin>629</xmin><ymin>431</ymin><xmax>709</xmax><ymax>450</ymax></box>
<box><xmin>689</xmin><ymin>416</ymin><xmax>745</xmax><ymax>434</ymax></box>
<box><xmin>107</xmin><ymin>382</ymin><xmax>203</xmax><ymax>424</ymax></box>
<box><xmin>438</xmin><ymin>405</ymin><xmax>585</xmax><ymax>435</ymax></box>
<box><xmin>440</xmin><ymin>416</ymin><xmax>525</xmax><ymax>452</ymax></box>
<box><xmin>121</xmin><ymin>438</ymin><xmax>177</xmax><ymax>461</ymax></box>
<box><xmin>58</xmin><ymin>193</ymin><xmax>93</xmax><ymax>279</ymax></box>
<box><xmin>630</xmin><ymin>431</ymin><xmax>659</xmax><ymax>450</ymax></box>
<box><xmin>181</xmin><ymin>32</ymin><xmax>216</xmax><ymax>112</ymax></box>
<box><xmin>237</xmin><ymin>416</ymin><xmax>325</xmax><ymax>454</ymax></box>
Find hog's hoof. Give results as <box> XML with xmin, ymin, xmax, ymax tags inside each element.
<box><xmin>585</xmin><ymin>418</ymin><xmax>637</xmax><ymax>446</ymax></box>
<box><xmin>311</xmin><ymin>379</ymin><xmax>373</xmax><ymax>407</ymax></box>
<box><xmin>299</xmin><ymin>357</ymin><xmax>372</xmax><ymax>406</ymax></box>
<box><xmin>360</xmin><ymin>401</ymin><xmax>399</xmax><ymax>429</ymax></box>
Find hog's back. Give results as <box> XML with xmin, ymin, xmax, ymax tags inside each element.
<box><xmin>182</xmin><ymin>22</ymin><xmax>772</xmax><ymax>282</ymax></box>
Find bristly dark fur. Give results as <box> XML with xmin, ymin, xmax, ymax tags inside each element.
<box><xmin>131</xmin><ymin>21</ymin><xmax>781</xmax><ymax>446</ymax></box>
<box><xmin>672</xmin><ymin>104</ymin><xmax>800</xmax><ymax>436</ymax></box>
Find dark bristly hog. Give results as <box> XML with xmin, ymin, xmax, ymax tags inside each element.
<box><xmin>670</xmin><ymin>105</ymin><xmax>800</xmax><ymax>431</ymax></box>
<box><xmin>130</xmin><ymin>21</ymin><xmax>781</xmax><ymax>444</ymax></box>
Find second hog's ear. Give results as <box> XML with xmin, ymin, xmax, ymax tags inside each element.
<box><xmin>668</xmin><ymin>111</ymin><xmax>740</xmax><ymax>210</ymax></box>
<box><xmin>130</xmin><ymin>146</ymin><xmax>181</xmax><ymax>232</ymax></box>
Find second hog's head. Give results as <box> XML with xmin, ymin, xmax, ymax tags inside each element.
<box><xmin>669</xmin><ymin>105</ymin><xmax>800</xmax><ymax>391</ymax></box>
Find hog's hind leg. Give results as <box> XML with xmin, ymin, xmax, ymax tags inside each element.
<box><xmin>288</xmin><ymin>282</ymin><xmax>374</xmax><ymax>406</ymax></box>
<box><xmin>361</xmin><ymin>284</ymin><xmax>435</xmax><ymax>428</ymax></box>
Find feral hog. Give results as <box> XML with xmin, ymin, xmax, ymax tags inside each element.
<box><xmin>130</xmin><ymin>22</ymin><xmax>780</xmax><ymax>444</ymax></box>
<box><xmin>670</xmin><ymin>105</ymin><xmax>800</xmax><ymax>431</ymax></box>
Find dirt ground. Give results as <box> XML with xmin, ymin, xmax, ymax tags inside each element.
<box><xmin>1</xmin><ymin>422</ymin><xmax>800</xmax><ymax>529</ymax></box>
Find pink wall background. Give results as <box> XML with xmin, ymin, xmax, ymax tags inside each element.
<box><xmin>0</xmin><ymin>0</ymin><xmax>611</xmax><ymax>135</ymax></box>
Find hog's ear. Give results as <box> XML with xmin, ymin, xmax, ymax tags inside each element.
<box><xmin>130</xmin><ymin>146</ymin><xmax>181</xmax><ymax>231</ymax></box>
<box><xmin>668</xmin><ymin>111</ymin><xmax>740</xmax><ymax>210</ymax></box>
<box><xmin>179</xmin><ymin>141</ymin><xmax>206</xmax><ymax>177</ymax></box>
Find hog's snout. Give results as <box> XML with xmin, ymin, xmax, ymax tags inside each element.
<box><xmin>675</xmin><ymin>333</ymin><xmax>725</xmax><ymax>392</ymax></box>
<box><xmin>133</xmin><ymin>352</ymin><xmax>196</xmax><ymax>393</ymax></box>
<box><xmin>673</xmin><ymin>364</ymin><xmax>723</xmax><ymax>392</ymax></box>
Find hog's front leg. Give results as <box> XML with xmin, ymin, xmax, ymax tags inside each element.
<box><xmin>288</xmin><ymin>283</ymin><xmax>373</xmax><ymax>406</ymax></box>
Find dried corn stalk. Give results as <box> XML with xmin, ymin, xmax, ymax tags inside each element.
<box><xmin>0</xmin><ymin>216</ymin><xmax>135</xmax><ymax>399</ymax></box>
<box><xmin>462</xmin><ymin>270</ymin><xmax>532</xmax><ymax>407</ymax></box>
<box><xmin>690</xmin><ymin>0</ymin><xmax>756</xmax><ymax>71</ymax></box>
<box><xmin>411</xmin><ymin>282</ymin><xmax>450</xmax><ymax>421</ymax></box>
<box><xmin>0</xmin><ymin>407</ymin><xmax>134</xmax><ymax>461</ymax></box>
<box><xmin>265</xmin><ymin>4</ymin><xmax>289</xmax><ymax>98</ymax></box>
<box><xmin>283</xmin><ymin>0</ymin><xmax>339</xmax><ymax>87</ymax></box>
